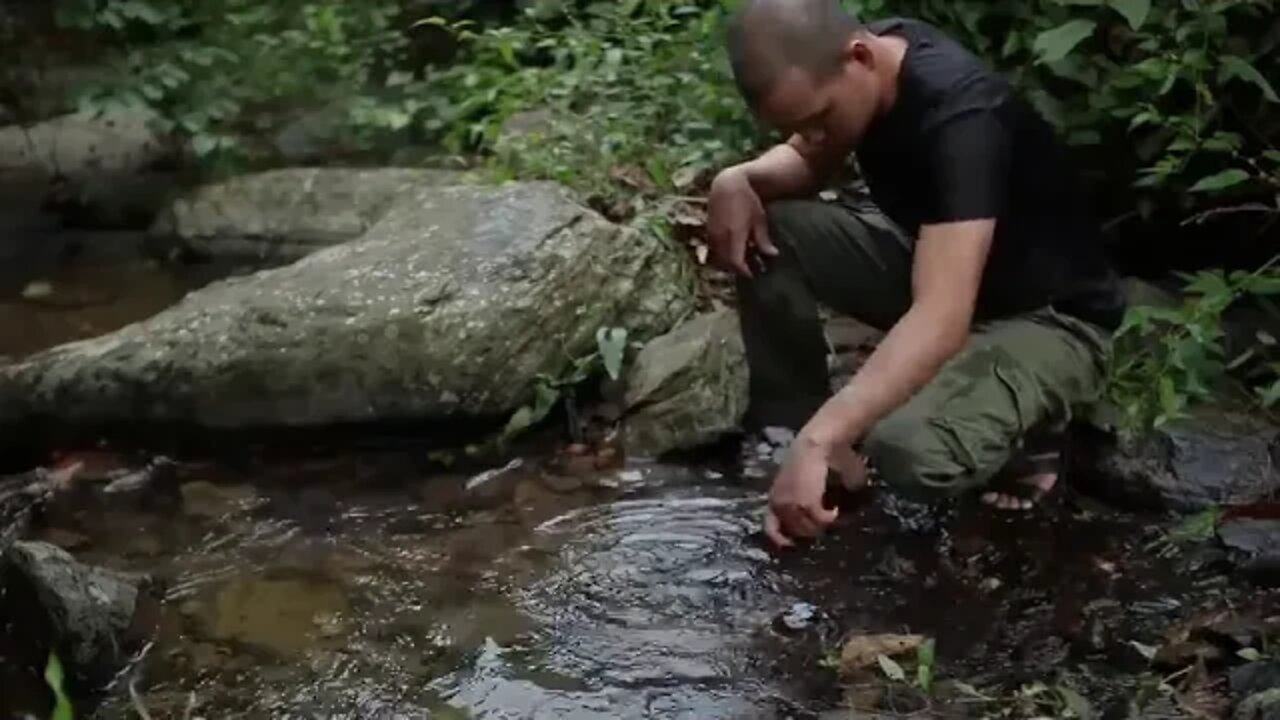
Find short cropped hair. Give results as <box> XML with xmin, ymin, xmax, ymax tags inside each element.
<box><xmin>725</xmin><ymin>0</ymin><xmax>865</xmax><ymax>106</ymax></box>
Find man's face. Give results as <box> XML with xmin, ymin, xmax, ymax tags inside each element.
<box><xmin>754</xmin><ymin>43</ymin><xmax>881</xmax><ymax>152</ymax></box>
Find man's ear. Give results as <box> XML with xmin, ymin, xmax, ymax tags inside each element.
<box><xmin>844</xmin><ymin>37</ymin><xmax>875</xmax><ymax>70</ymax></box>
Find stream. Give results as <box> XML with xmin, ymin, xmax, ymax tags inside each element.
<box><xmin>2</xmin><ymin>255</ymin><xmax>1275</xmax><ymax>719</ymax></box>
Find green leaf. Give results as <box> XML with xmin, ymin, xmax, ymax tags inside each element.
<box><xmin>45</xmin><ymin>652</ymin><xmax>74</xmax><ymax>720</ymax></box>
<box><xmin>876</xmin><ymin>653</ymin><xmax>906</xmax><ymax>681</ymax></box>
<box><xmin>1110</xmin><ymin>0</ymin><xmax>1151</xmax><ymax>30</ymax></box>
<box><xmin>1033</xmin><ymin>20</ymin><xmax>1097</xmax><ymax>64</ymax></box>
<box><xmin>915</xmin><ymin>638</ymin><xmax>935</xmax><ymax>692</ymax></box>
<box><xmin>1219</xmin><ymin>56</ymin><xmax>1280</xmax><ymax>103</ymax></box>
<box><xmin>596</xmin><ymin>327</ymin><xmax>628</xmax><ymax>381</ymax></box>
<box><xmin>1057</xmin><ymin>685</ymin><xmax>1095</xmax><ymax>720</ymax></box>
<box><xmin>1130</xmin><ymin>640</ymin><xmax>1159</xmax><ymax>661</ymax></box>
<box><xmin>1237</xmin><ymin>647</ymin><xmax>1263</xmax><ymax>662</ymax></box>
<box><xmin>1188</xmin><ymin>169</ymin><xmax>1251</xmax><ymax>192</ymax></box>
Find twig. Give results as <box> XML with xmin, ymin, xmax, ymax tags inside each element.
<box><xmin>1181</xmin><ymin>202</ymin><xmax>1277</xmax><ymax>226</ymax></box>
<box><xmin>128</xmin><ymin>678</ymin><xmax>154</xmax><ymax>720</ymax></box>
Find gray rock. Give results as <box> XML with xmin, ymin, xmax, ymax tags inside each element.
<box><xmin>0</xmin><ymin>181</ymin><xmax>696</xmax><ymax>428</ymax></box>
<box><xmin>0</xmin><ymin>107</ymin><xmax>167</xmax><ymax>183</ymax></box>
<box><xmin>1232</xmin><ymin>662</ymin><xmax>1280</xmax><ymax>699</ymax></box>
<box><xmin>1074</xmin><ymin>406</ymin><xmax>1280</xmax><ymax>513</ymax></box>
<box><xmin>623</xmin><ymin>309</ymin><xmax>748</xmax><ymax>457</ymax></box>
<box><xmin>6</xmin><ymin>541</ymin><xmax>150</xmax><ymax>684</ymax></box>
<box><xmin>1219</xmin><ymin>519</ymin><xmax>1280</xmax><ymax>587</ymax></box>
<box><xmin>149</xmin><ymin>167</ymin><xmax>466</xmax><ymax>263</ymax></box>
<box><xmin>1237</xmin><ymin>688</ymin><xmax>1280</xmax><ymax>720</ymax></box>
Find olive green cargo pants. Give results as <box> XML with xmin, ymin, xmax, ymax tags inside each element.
<box><xmin>738</xmin><ymin>195</ymin><xmax>1112</xmax><ymax>500</ymax></box>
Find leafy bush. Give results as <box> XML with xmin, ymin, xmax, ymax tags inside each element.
<box><xmin>420</xmin><ymin>0</ymin><xmax>762</xmax><ymax>208</ymax></box>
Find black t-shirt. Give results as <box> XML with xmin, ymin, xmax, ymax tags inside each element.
<box><xmin>856</xmin><ymin>17</ymin><xmax>1126</xmax><ymax>331</ymax></box>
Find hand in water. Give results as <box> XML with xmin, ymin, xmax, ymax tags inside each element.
<box><xmin>764</xmin><ymin>435</ymin><xmax>839</xmax><ymax>548</ymax></box>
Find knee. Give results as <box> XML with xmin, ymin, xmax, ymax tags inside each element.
<box><xmin>762</xmin><ymin>199</ymin><xmax>815</xmax><ymax>250</ymax></box>
<box><xmin>864</xmin><ymin>412</ymin><xmax>973</xmax><ymax>500</ymax></box>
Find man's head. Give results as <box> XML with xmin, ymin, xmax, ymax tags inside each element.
<box><xmin>726</xmin><ymin>0</ymin><xmax>889</xmax><ymax>150</ymax></box>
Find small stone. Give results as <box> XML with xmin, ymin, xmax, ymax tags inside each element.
<box><xmin>774</xmin><ymin>602</ymin><xmax>820</xmax><ymax>633</ymax></box>
<box><xmin>980</xmin><ymin>577</ymin><xmax>1003</xmax><ymax>592</ymax></box>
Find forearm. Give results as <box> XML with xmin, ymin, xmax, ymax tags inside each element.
<box><xmin>723</xmin><ymin>139</ymin><xmax>832</xmax><ymax>202</ymax></box>
<box><xmin>801</xmin><ymin>304</ymin><xmax>968</xmax><ymax>447</ymax></box>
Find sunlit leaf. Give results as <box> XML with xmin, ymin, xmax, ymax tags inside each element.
<box><xmin>1219</xmin><ymin>56</ymin><xmax>1280</xmax><ymax>102</ymax></box>
<box><xmin>596</xmin><ymin>327</ymin><xmax>628</xmax><ymax>381</ymax></box>
<box><xmin>1188</xmin><ymin>169</ymin><xmax>1251</xmax><ymax>192</ymax></box>
<box><xmin>1110</xmin><ymin>0</ymin><xmax>1151</xmax><ymax>30</ymax></box>
<box><xmin>876</xmin><ymin>653</ymin><xmax>906</xmax><ymax>682</ymax></box>
<box><xmin>45</xmin><ymin>652</ymin><xmax>74</xmax><ymax>720</ymax></box>
<box><xmin>1033</xmin><ymin>20</ymin><xmax>1097</xmax><ymax>64</ymax></box>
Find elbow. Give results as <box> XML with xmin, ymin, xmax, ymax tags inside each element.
<box><xmin>911</xmin><ymin>302</ymin><xmax>972</xmax><ymax>360</ymax></box>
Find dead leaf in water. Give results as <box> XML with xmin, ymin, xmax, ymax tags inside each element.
<box><xmin>838</xmin><ymin>633</ymin><xmax>924</xmax><ymax>676</ymax></box>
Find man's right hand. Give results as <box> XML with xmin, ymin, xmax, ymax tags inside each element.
<box><xmin>706</xmin><ymin>167</ymin><xmax>779</xmax><ymax>278</ymax></box>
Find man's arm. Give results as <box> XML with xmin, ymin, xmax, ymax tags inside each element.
<box><xmin>719</xmin><ymin>134</ymin><xmax>845</xmax><ymax>202</ymax></box>
<box><xmin>797</xmin><ymin>218</ymin><xmax>993</xmax><ymax>448</ymax></box>
<box><xmin>797</xmin><ymin>109</ymin><xmax>1011</xmax><ymax>448</ymax></box>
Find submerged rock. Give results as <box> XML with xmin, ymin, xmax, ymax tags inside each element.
<box><xmin>3</xmin><ymin>541</ymin><xmax>152</xmax><ymax>688</ymax></box>
<box><xmin>0</xmin><ymin>181</ymin><xmax>696</xmax><ymax>428</ymax></box>
<box><xmin>1074</xmin><ymin>407</ymin><xmax>1280</xmax><ymax>513</ymax></box>
<box><xmin>622</xmin><ymin>309</ymin><xmax>748</xmax><ymax>458</ymax></box>
<box><xmin>149</xmin><ymin>167</ymin><xmax>464</xmax><ymax>263</ymax></box>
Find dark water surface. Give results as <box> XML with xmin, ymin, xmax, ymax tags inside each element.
<box><xmin>27</xmin><ymin>448</ymin><xmax>1223</xmax><ymax>720</ymax></box>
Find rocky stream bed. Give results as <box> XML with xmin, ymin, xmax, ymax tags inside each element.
<box><xmin>0</xmin><ymin>161</ymin><xmax>1276</xmax><ymax>719</ymax></box>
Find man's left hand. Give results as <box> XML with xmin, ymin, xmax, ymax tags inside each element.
<box><xmin>764</xmin><ymin>435</ymin><xmax>838</xmax><ymax>548</ymax></box>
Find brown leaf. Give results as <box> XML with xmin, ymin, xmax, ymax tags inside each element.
<box><xmin>607</xmin><ymin>164</ymin><xmax>655</xmax><ymax>193</ymax></box>
<box><xmin>838</xmin><ymin>633</ymin><xmax>925</xmax><ymax>676</ymax></box>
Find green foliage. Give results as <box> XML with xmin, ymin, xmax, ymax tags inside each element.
<box><xmin>55</xmin><ymin>0</ymin><xmax>406</xmax><ymax>170</ymax></box>
<box><xmin>422</xmin><ymin>1</ymin><xmax>761</xmax><ymax>208</ymax></box>
<box><xmin>1106</xmin><ymin>261</ymin><xmax>1280</xmax><ymax>432</ymax></box>
<box><xmin>500</xmin><ymin>325</ymin><xmax>633</xmax><ymax>443</ymax></box>
<box><xmin>45</xmin><ymin>652</ymin><xmax>74</xmax><ymax>720</ymax></box>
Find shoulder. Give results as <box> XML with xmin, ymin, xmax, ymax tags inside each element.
<box><xmin>888</xmin><ymin>18</ymin><xmax>1013</xmax><ymax>131</ymax></box>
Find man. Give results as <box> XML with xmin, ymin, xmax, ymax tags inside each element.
<box><xmin>710</xmin><ymin>0</ymin><xmax>1126</xmax><ymax>548</ymax></box>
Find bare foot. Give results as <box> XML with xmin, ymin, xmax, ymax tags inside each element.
<box><xmin>830</xmin><ymin>445</ymin><xmax>871</xmax><ymax>492</ymax></box>
<box><xmin>981</xmin><ymin>472</ymin><xmax>1057</xmax><ymax>511</ymax></box>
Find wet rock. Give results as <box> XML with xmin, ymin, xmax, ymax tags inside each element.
<box><xmin>623</xmin><ymin>309</ymin><xmax>748</xmax><ymax>457</ymax></box>
<box><xmin>1237</xmin><ymin>688</ymin><xmax>1280</xmax><ymax>720</ymax></box>
<box><xmin>1219</xmin><ymin>519</ymin><xmax>1280</xmax><ymax>587</ymax></box>
<box><xmin>1074</xmin><ymin>406</ymin><xmax>1280</xmax><ymax>513</ymax></box>
<box><xmin>3</xmin><ymin>541</ymin><xmax>152</xmax><ymax>686</ymax></box>
<box><xmin>0</xmin><ymin>181</ymin><xmax>697</xmax><ymax>428</ymax></box>
<box><xmin>148</xmin><ymin>167</ymin><xmax>463</xmax><ymax>263</ymax></box>
<box><xmin>773</xmin><ymin>602</ymin><xmax>820</xmax><ymax>633</ymax></box>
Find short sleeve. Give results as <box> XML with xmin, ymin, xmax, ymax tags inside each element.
<box><xmin>920</xmin><ymin>109</ymin><xmax>1012</xmax><ymax>224</ymax></box>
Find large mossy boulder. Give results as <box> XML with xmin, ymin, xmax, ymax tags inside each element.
<box><xmin>0</xmin><ymin>179</ymin><xmax>697</xmax><ymax>428</ymax></box>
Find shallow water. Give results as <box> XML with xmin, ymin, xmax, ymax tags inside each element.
<box><xmin>21</xmin><ymin>446</ymin><xmax>1231</xmax><ymax>720</ymax></box>
<box><xmin>0</xmin><ymin>257</ymin><xmax>1265</xmax><ymax>719</ymax></box>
